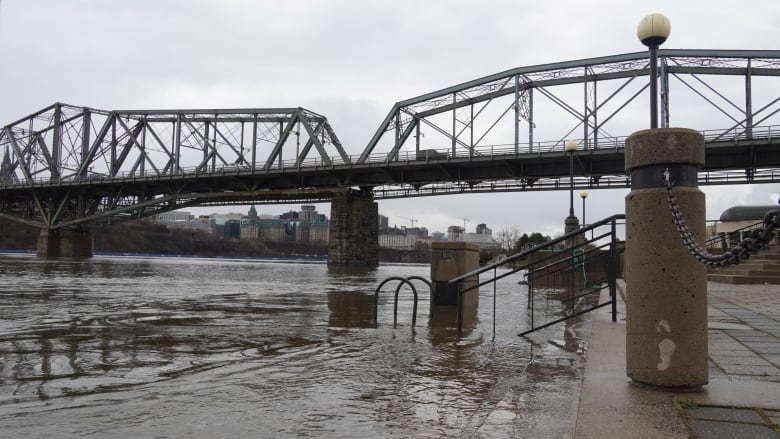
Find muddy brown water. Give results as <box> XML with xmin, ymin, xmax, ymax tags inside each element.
<box><xmin>0</xmin><ymin>254</ymin><xmax>591</xmax><ymax>438</ymax></box>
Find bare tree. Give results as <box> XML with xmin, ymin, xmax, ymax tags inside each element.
<box><xmin>496</xmin><ymin>226</ymin><xmax>520</xmax><ymax>252</ymax></box>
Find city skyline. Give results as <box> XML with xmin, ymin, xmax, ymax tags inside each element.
<box><xmin>169</xmin><ymin>204</ymin><xmax>499</xmax><ymax>237</ymax></box>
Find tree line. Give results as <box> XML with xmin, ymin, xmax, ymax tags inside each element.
<box><xmin>495</xmin><ymin>226</ymin><xmax>552</xmax><ymax>254</ymax></box>
<box><xmin>0</xmin><ymin>218</ymin><xmax>507</xmax><ymax>263</ymax></box>
<box><xmin>0</xmin><ymin>218</ymin><xmax>328</xmax><ymax>258</ymax></box>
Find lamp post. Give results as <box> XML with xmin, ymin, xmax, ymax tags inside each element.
<box><xmin>626</xmin><ymin>14</ymin><xmax>708</xmax><ymax>388</ymax></box>
<box><xmin>580</xmin><ymin>190</ymin><xmax>590</xmax><ymax>239</ymax></box>
<box><xmin>564</xmin><ymin>140</ymin><xmax>579</xmax><ymax>234</ymax></box>
<box><xmin>637</xmin><ymin>13</ymin><xmax>671</xmax><ymax>129</ymax></box>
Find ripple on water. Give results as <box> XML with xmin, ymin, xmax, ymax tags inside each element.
<box><xmin>0</xmin><ymin>256</ymin><xmax>590</xmax><ymax>438</ymax></box>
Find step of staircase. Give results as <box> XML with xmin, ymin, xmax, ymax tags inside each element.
<box><xmin>707</xmin><ymin>244</ymin><xmax>780</xmax><ymax>284</ymax></box>
<box><xmin>742</xmin><ymin>253</ymin><xmax>780</xmax><ymax>261</ymax></box>
<box><xmin>707</xmin><ymin>273</ymin><xmax>780</xmax><ymax>285</ymax></box>
<box><xmin>710</xmin><ymin>267</ymin><xmax>780</xmax><ymax>277</ymax></box>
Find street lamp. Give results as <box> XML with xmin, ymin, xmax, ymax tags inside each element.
<box><xmin>637</xmin><ymin>13</ymin><xmax>671</xmax><ymax>129</ymax></box>
<box><xmin>580</xmin><ymin>190</ymin><xmax>590</xmax><ymax>240</ymax></box>
<box><xmin>564</xmin><ymin>140</ymin><xmax>579</xmax><ymax>233</ymax></box>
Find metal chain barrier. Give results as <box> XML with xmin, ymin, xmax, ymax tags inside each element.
<box><xmin>663</xmin><ymin>169</ymin><xmax>780</xmax><ymax>267</ymax></box>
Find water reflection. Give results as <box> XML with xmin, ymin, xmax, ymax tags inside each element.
<box><xmin>327</xmin><ymin>290</ymin><xmax>375</xmax><ymax>328</ymax></box>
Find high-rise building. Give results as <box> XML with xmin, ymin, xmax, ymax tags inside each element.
<box><xmin>476</xmin><ymin>223</ymin><xmax>492</xmax><ymax>236</ymax></box>
<box><xmin>300</xmin><ymin>205</ymin><xmax>318</xmax><ymax>223</ymax></box>
<box><xmin>292</xmin><ymin>205</ymin><xmax>329</xmax><ymax>243</ymax></box>
<box><xmin>378</xmin><ymin>214</ymin><xmax>389</xmax><ymax>230</ymax></box>
<box><xmin>240</xmin><ymin>206</ymin><xmax>260</xmax><ymax>240</ymax></box>
<box><xmin>224</xmin><ymin>219</ymin><xmax>241</xmax><ymax>239</ymax></box>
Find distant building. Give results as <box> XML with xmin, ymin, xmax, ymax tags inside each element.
<box><xmin>239</xmin><ymin>205</ymin><xmax>330</xmax><ymax>244</ymax></box>
<box><xmin>476</xmin><ymin>223</ymin><xmax>492</xmax><ymax>236</ymax></box>
<box><xmin>378</xmin><ymin>214</ymin><xmax>389</xmax><ymax>230</ymax></box>
<box><xmin>280</xmin><ymin>210</ymin><xmax>299</xmax><ymax>222</ymax></box>
<box><xmin>293</xmin><ymin>205</ymin><xmax>329</xmax><ymax>243</ymax></box>
<box><xmin>379</xmin><ymin>234</ymin><xmax>417</xmax><ymax>249</ymax></box>
<box><xmin>461</xmin><ymin>223</ymin><xmax>499</xmax><ymax>248</ymax></box>
<box><xmin>462</xmin><ymin>233</ymin><xmax>501</xmax><ymax>249</ymax></box>
<box><xmin>297</xmin><ymin>222</ymin><xmax>329</xmax><ymax>243</ymax></box>
<box><xmin>299</xmin><ymin>205</ymin><xmax>318</xmax><ymax>223</ymax></box>
<box><xmin>240</xmin><ymin>206</ymin><xmax>261</xmax><ymax>240</ymax></box>
<box><xmin>152</xmin><ymin>211</ymin><xmax>213</xmax><ymax>233</ymax></box>
<box><xmin>224</xmin><ymin>219</ymin><xmax>241</xmax><ymax>239</ymax></box>
<box><xmin>1</xmin><ymin>148</ymin><xmax>18</xmax><ymax>185</ymax></box>
<box><xmin>403</xmin><ymin>226</ymin><xmax>429</xmax><ymax>237</ymax></box>
<box><xmin>154</xmin><ymin>211</ymin><xmax>194</xmax><ymax>223</ymax></box>
<box><xmin>710</xmin><ymin>205</ymin><xmax>779</xmax><ymax>247</ymax></box>
<box><xmin>447</xmin><ymin>226</ymin><xmax>464</xmax><ymax>242</ymax></box>
<box><xmin>431</xmin><ymin>231</ymin><xmax>446</xmax><ymax>241</ymax></box>
<box><xmin>211</xmin><ymin>212</ymin><xmax>245</xmax><ymax>235</ymax></box>
<box><xmin>258</xmin><ymin>217</ymin><xmax>287</xmax><ymax>242</ymax></box>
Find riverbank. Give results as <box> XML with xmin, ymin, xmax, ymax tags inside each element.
<box><xmin>0</xmin><ymin>219</ymin><xmax>440</xmax><ymax>263</ymax></box>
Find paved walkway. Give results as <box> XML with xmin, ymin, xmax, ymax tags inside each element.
<box><xmin>574</xmin><ymin>281</ymin><xmax>780</xmax><ymax>438</ymax></box>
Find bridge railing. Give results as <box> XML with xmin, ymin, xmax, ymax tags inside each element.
<box><xmin>1</xmin><ymin>124</ymin><xmax>779</xmax><ymax>189</ymax></box>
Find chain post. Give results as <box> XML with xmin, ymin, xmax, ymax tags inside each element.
<box><xmin>625</xmin><ymin>127</ymin><xmax>708</xmax><ymax>388</ymax></box>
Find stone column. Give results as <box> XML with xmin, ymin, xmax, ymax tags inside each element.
<box><xmin>430</xmin><ymin>242</ymin><xmax>480</xmax><ymax>308</ymax></box>
<box><xmin>625</xmin><ymin>128</ymin><xmax>708</xmax><ymax>388</ymax></box>
<box><xmin>430</xmin><ymin>242</ymin><xmax>480</xmax><ymax>332</ymax></box>
<box><xmin>328</xmin><ymin>189</ymin><xmax>378</xmax><ymax>267</ymax></box>
<box><xmin>37</xmin><ymin>229</ymin><xmax>94</xmax><ymax>258</ymax></box>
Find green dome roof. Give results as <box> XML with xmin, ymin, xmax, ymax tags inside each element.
<box><xmin>719</xmin><ymin>205</ymin><xmax>778</xmax><ymax>222</ymax></box>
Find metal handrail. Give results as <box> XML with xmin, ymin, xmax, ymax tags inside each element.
<box><xmin>448</xmin><ymin>214</ymin><xmax>625</xmax><ymax>336</ymax></box>
<box><xmin>706</xmin><ymin>219</ymin><xmax>774</xmax><ymax>250</ymax></box>
<box><xmin>450</xmin><ymin>214</ymin><xmax>625</xmax><ymax>284</ymax></box>
<box><xmin>373</xmin><ymin>276</ymin><xmax>428</xmax><ymax>327</ymax></box>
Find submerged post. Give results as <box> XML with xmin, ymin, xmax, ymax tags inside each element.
<box><xmin>431</xmin><ymin>242</ymin><xmax>479</xmax><ymax>332</ymax></box>
<box><xmin>624</xmin><ymin>128</ymin><xmax>708</xmax><ymax>387</ymax></box>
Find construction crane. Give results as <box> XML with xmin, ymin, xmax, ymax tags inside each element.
<box><xmin>461</xmin><ymin>217</ymin><xmax>470</xmax><ymax>232</ymax></box>
<box><xmin>399</xmin><ymin>216</ymin><xmax>417</xmax><ymax>228</ymax></box>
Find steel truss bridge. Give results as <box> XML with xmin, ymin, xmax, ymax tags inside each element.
<box><xmin>1</xmin><ymin>49</ymin><xmax>779</xmax><ymax>230</ymax></box>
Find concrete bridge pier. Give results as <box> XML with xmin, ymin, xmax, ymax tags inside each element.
<box><xmin>328</xmin><ymin>188</ymin><xmax>378</xmax><ymax>267</ymax></box>
<box><xmin>37</xmin><ymin>229</ymin><xmax>94</xmax><ymax>258</ymax></box>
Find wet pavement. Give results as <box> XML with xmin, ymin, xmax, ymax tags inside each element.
<box><xmin>574</xmin><ymin>281</ymin><xmax>780</xmax><ymax>438</ymax></box>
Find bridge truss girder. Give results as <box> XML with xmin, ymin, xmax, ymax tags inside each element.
<box><xmin>2</xmin><ymin>50</ymin><xmax>780</xmax><ymax>231</ymax></box>
<box><xmin>0</xmin><ymin>105</ymin><xmax>349</xmax><ymax>228</ymax></box>
<box><xmin>359</xmin><ymin>49</ymin><xmax>780</xmax><ymax>163</ymax></box>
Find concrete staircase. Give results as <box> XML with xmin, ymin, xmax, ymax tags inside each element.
<box><xmin>707</xmin><ymin>245</ymin><xmax>780</xmax><ymax>284</ymax></box>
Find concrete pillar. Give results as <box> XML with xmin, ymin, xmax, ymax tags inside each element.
<box><xmin>430</xmin><ymin>242</ymin><xmax>479</xmax><ymax>330</ymax></box>
<box><xmin>328</xmin><ymin>189</ymin><xmax>378</xmax><ymax>267</ymax></box>
<box><xmin>625</xmin><ymin>128</ymin><xmax>708</xmax><ymax>388</ymax></box>
<box><xmin>37</xmin><ymin>229</ymin><xmax>94</xmax><ymax>258</ymax></box>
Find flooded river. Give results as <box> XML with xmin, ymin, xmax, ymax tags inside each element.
<box><xmin>0</xmin><ymin>254</ymin><xmax>591</xmax><ymax>438</ymax></box>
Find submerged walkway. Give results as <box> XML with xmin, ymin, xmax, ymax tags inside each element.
<box><xmin>574</xmin><ymin>281</ymin><xmax>780</xmax><ymax>438</ymax></box>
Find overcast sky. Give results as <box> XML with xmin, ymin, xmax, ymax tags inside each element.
<box><xmin>1</xmin><ymin>0</ymin><xmax>778</xmax><ymax>238</ymax></box>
